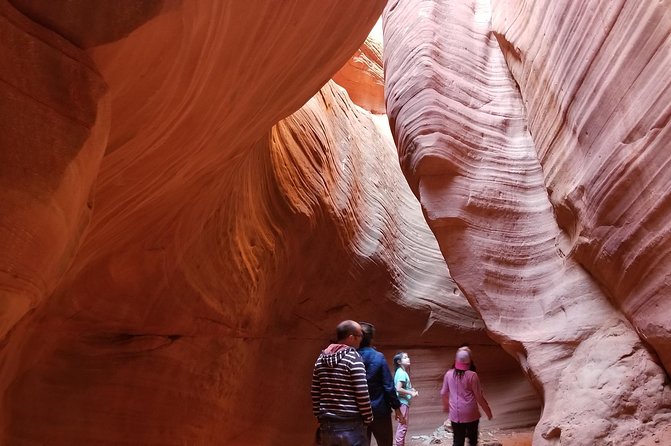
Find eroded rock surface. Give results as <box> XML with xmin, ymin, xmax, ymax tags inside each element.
<box><xmin>0</xmin><ymin>1</ymin><xmax>518</xmax><ymax>444</ymax></box>
<box><xmin>384</xmin><ymin>0</ymin><xmax>671</xmax><ymax>444</ymax></box>
<box><xmin>333</xmin><ymin>23</ymin><xmax>385</xmax><ymax>114</ymax></box>
<box><xmin>2</xmin><ymin>0</ymin><xmax>668</xmax><ymax>444</ymax></box>
<box><xmin>0</xmin><ymin>1</ymin><xmax>109</xmax><ymax>341</ymax></box>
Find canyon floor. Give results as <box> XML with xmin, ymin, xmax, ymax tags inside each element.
<box><xmin>405</xmin><ymin>424</ymin><xmax>533</xmax><ymax>446</ymax></box>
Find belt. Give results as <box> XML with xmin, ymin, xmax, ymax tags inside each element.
<box><xmin>319</xmin><ymin>419</ymin><xmax>364</xmax><ymax>428</ymax></box>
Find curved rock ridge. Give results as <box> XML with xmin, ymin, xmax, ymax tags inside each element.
<box><xmin>491</xmin><ymin>0</ymin><xmax>671</xmax><ymax>375</ymax></box>
<box><xmin>272</xmin><ymin>82</ymin><xmax>481</xmax><ymax>337</ymax></box>
<box><xmin>0</xmin><ymin>0</ymin><xmax>386</xmax><ymax>347</ymax></box>
<box><xmin>383</xmin><ymin>0</ymin><xmax>671</xmax><ymax>444</ymax></box>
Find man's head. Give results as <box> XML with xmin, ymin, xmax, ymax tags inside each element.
<box><xmin>359</xmin><ymin>322</ymin><xmax>374</xmax><ymax>348</ymax></box>
<box><xmin>336</xmin><ymin>320</ymin><xmax>364</xmax><ymax>348</ymax></box>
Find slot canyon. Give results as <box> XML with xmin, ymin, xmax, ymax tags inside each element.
<box><xmin>0</xmin><ymin>1</ymin><xmax>669</xmax><ymax>445</ymax></box>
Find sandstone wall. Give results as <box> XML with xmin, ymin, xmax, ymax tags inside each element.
<box><xmin>3</xmin><ymin>0</ymin><xmax>667</xmax><ymax>444</ymax></box>
<box><xmin>0</xmin><ymin>1</ymin><xmax>515</xmax><ymax>444</ymax></box>
<box><xmin>384</xmin><ymin>0</ymin><xmax>671</xmax><ymax>444</ymax></box>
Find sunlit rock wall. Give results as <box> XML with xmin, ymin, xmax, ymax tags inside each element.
<box><xmin>384</xmin><ymin>0</ymin><xmax>671</xmax><ymax>444</ymax></box>
<box><xmin>333</xmin><ymin>23</ymin><xmax>385</xmax><ymax>114</ymax></box>
<box><xmin>0</xmin><ymin>1</ymin><xmax>399</xmax><ymax>444</ymax></box>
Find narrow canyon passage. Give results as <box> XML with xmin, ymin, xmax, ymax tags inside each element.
<box><xmin>0</xmin><ymin>1</ymin><xmax>669</xmax><ymax>445</ymax></box>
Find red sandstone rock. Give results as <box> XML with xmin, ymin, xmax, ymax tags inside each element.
<box><xmin>5</xmin><ymin>0</ymin><xmax>667</xmax><ymax>444</ymax></box>
<box><xmin>333</xmin><ymin>21</ymin><xmax>385</xmax><ymax>114</ymax></box>
<box><xmin>0</xmin><ymin>1</ymin><xmax>519</xmax><ymax>445</ymax></box>
<box><xmin>0</xmin><ymin>1</ymin><xmax>109</xmax><ymax>341</ymax></box>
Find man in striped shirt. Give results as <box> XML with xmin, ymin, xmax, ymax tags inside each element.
<box><xmin>312</xmin><ymin>320</ymin><xmax>373</xmax><ymax>446</ymax></box>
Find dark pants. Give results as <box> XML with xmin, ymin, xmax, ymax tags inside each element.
<box><xmin>367</xmin><ymin>413</ymin><xmax>393</xmax><ymax>446</ymax></box>
<box><xmin>451</xmin><ymin>420</ymin><xmax>479</xmax><ymax>446</ymax></box>
<box><xmin>320</xmin><ymin>420</ymin><xmax>369</xmax><ymax>446</ymax></box>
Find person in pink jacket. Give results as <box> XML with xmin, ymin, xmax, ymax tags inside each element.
<box><xmin>440</xmin><ymin>348</ymin><xmax>493</xmax><ymax>446</ymax></box>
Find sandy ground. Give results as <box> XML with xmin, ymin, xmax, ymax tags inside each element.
<box><xmin>405</xmin><ymin>424</ymin><xmax>533</xmax><ymax>446</ymax></box>
<box><xmin>495</xmin><ymin>431</ymin><xmax>533</xmax><ymax>446</ymax></box>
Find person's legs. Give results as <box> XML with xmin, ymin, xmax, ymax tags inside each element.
<box><xmin>451</xmin><ymin>421</ymin><xmax>466</xmax><ymax>446</ymax></box>
<box><xmin>369</xmin><ymin>414</ymin><xmax>393</xmax><ymax>446</ymax></box>
<box><xmin>465</xmin><ymin>420</ymin><xmax>479</xmax><ymax>445</ymax></box>
<box><xmin>394</xmin><ymin>404</ymin><xmax>410</xmax><ymax>446</ymax></box>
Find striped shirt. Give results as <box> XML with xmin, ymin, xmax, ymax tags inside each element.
<box><xmin>311</xmin><ymin>344</ymin><xmax>373</xmax><ymax>424</ymax></box>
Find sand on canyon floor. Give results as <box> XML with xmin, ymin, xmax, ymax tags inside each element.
<box><xmin>405</xmin><ymin>424</ymin><xmax>533</xmax><ymax>446</ymax></box>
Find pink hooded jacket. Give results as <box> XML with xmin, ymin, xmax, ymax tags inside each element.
<box><xmin>440</xmin><ymin>369</ymin><xmax>492</xmax><ymax>423</ymax></box>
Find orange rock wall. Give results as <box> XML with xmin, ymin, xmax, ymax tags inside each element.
<box><xmin>3</xmin><ymin>0</ymin><xmax>668</xmax><ymax>444</ymax></box>
<box><xmin>0</xmin><ymin>1</ymin><xmax>108</xmax><ymax>341</ymax></box>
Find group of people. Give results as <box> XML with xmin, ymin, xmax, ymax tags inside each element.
<box><xmin>311</xmin><ymin>320</ymin><xmax>492</xmax><ymax>446</ymax></box>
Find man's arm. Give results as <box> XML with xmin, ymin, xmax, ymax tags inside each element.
<box><xmin>310</xmin><ymin>362</ymin><xmax>321</xmax><ymax>418</ymax></box>
<box><xmin>351</xmin><ymin>356</ymin><xmax>373</xmax><ymax>424</ymax></box>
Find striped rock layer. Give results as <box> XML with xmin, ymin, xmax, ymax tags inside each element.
<box><xmin>0</xmin><ymin>1</ymin><xmax>498</xmax><ymax>444</ymax></box>
<box><xmin>384</xmin><ymin>0</ymin><xmax>671</xmax><ymax>444</ymax></box>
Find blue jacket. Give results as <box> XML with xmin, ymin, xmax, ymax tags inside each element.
<box><xmin>358</xmin><ymin>346</ymin><xmax>401</xmax><ymax>416</ymax></box>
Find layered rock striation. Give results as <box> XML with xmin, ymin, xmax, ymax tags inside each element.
<box><xmin>384</xmin><ymin>0</ymin><xmax>671</xmax><ymax>444</ymax></box>
<box><xmin>2</xmin><ymin>0</ymin><xmax>668</xmax><ymax>444</ymax></box>
<box><xmin>0</xmin><ymin>1</ymin><xmax>504</xmax><ymax>444</ymax></box>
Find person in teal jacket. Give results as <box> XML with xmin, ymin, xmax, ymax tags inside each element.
<box><xmin>393</xmin><ymin>352</ymin><xmax>419</xmax><ymax>446</ymax></box>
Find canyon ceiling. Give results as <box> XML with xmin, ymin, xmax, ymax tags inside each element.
<box><xmin>0</xmin><ymin>1</ymin><xmax>670</xmax><ymax>445</ymax></box>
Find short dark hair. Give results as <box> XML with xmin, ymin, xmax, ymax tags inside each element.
<box><xmin>359</xmin><ymin>322</ymin><xmax>375</xmax><ymax>348</ymax></box>
<box><xmin>335</xmin><ymin>320</ymin><xmax>360</xmax><ymax>342</ymax></box>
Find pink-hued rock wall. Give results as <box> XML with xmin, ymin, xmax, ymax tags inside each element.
<box><xmin>384</xmin><ymin>0</ymin><xmax>671</xmax><ymax>444</ymax></box>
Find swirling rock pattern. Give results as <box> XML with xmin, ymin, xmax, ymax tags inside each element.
<box><xmin>384</xmin><ymin>0</ymin><xmax>671</xmax><ymax>444</ymax></box>
<box><xmin>0</xmin><ymin>1</ymin><xmax>507</xmax><ymax>444</ymax></box>
<box><xmin>0</xmin><ymin>1</ymin><xmax>394</xmax><ymax>444</ymax></box>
